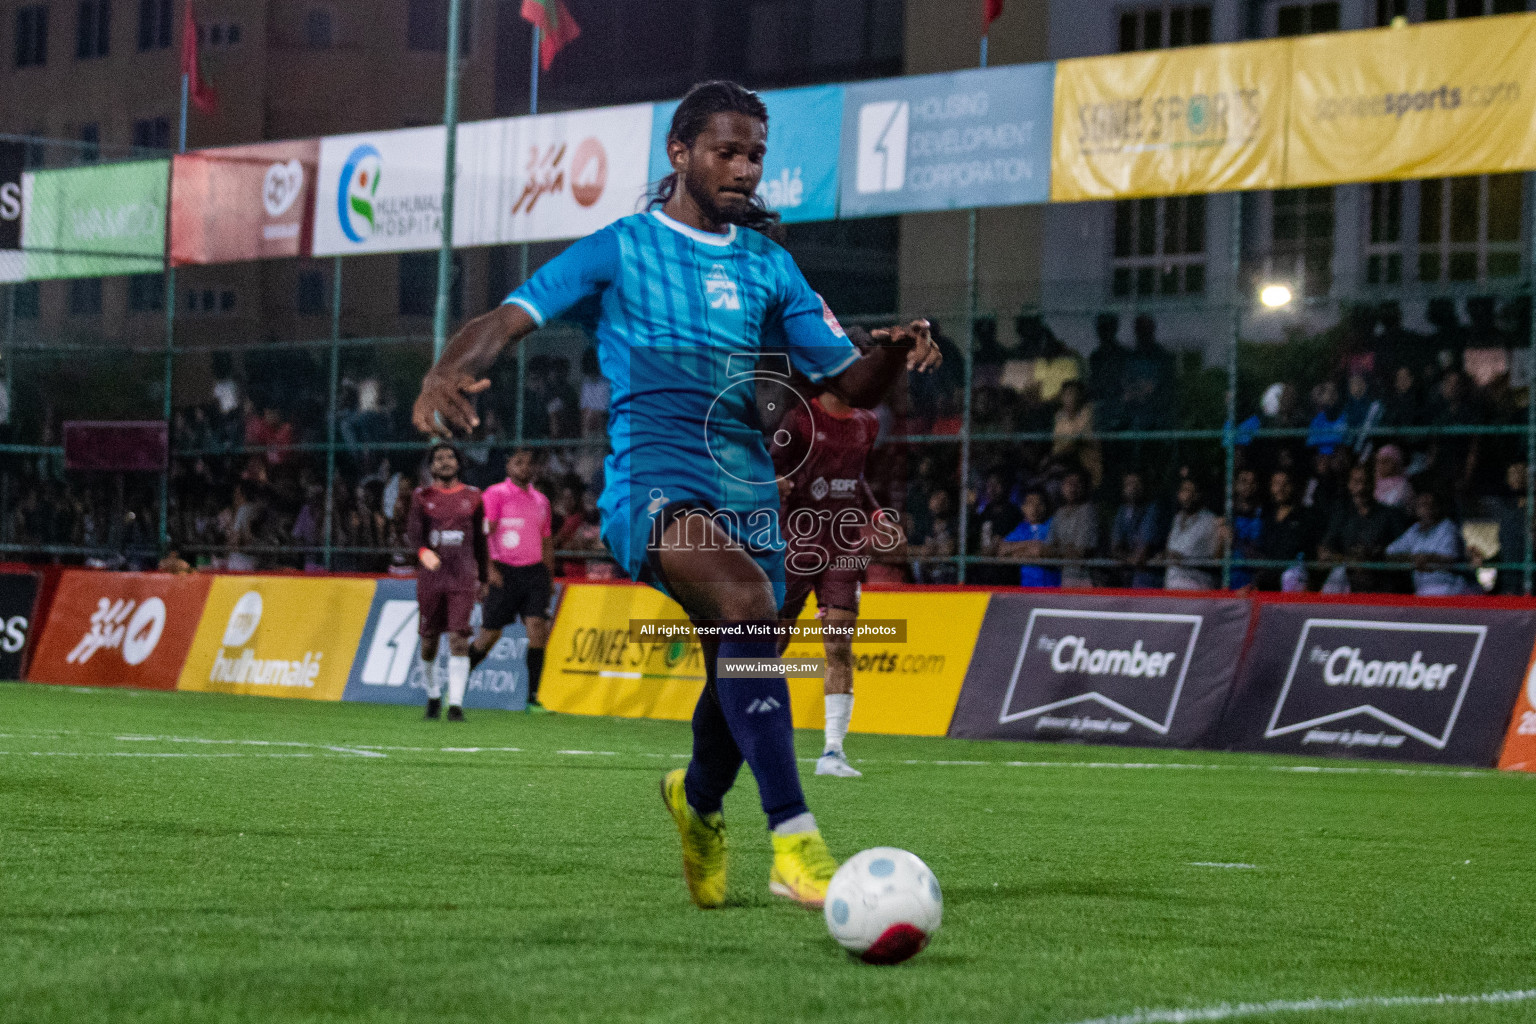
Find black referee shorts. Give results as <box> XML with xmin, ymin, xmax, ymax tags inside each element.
<box><xmin>482</xmin><ymin>562</ymin><xmax>553</xmax><ymax>631</ymax></box>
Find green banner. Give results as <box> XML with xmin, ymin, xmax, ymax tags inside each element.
<box><xmin>21</xmin><ymin>160</ymin><xmax>168</xmax><ymax>280</ymax></box>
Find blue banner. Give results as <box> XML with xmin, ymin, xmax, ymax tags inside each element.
<box><xmin>837</xmin><ymin>63</ymin><xmax>1055</xmax><ymax>217</ymax></box>
<box><xmin>341</xmin><ymin>578</ymin><xmax>535</xmax><ymax>711</ymax></box>
<box><xmin>649</xmin><ymin>85</ymin><xmax>843</xmax><ymax>224</ymax></box>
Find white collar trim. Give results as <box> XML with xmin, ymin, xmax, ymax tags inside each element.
<box><xmin>650</xmin><ymin>209</ymin><xmax>737</xmax><ymax>247</ymax></box>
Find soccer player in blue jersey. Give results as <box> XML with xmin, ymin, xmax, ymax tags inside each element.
<box><xmin>413</xmin><ymin>81</ymin><xmax>939</xmax><ymax>911</ymax></box>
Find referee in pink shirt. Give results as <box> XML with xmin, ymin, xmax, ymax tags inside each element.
<box><xmin>470</xmin><ymin>448</ymin><xmax>556</xmax><ymax>710</ymax></box>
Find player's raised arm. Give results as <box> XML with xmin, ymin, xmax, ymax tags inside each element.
<box><xmin>413</xmin><ymin>303</ymin><xmax>538</xmax><ymax>438</ymax></box>
<box><xmin>825</xmin><ymin>319</ymin><xmax>941</xmax><ymax>409</ymax></box>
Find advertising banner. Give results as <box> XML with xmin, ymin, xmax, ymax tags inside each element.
<box><xmin>457</xmin><ymin>104</ymin><xmax>654</xmax><ymax>246</ymax></box>
<box><xmin>1285</xmin><ymin>15</ymin><xmax>1536</xmax><ymax>187</ymax></box>
<box><xmin>1223</xmin><ymin>601</ymin><xmax>1533</xmax><ymax>766</ymax></box>
<box><xmin>0</xmin><ymin>141</ymin><xmax>22</xmax><ymax>251</ymax></box>
<box><xmin>177</xmin><ymin>576</ymin><xmax>374</xmax><ymax>700</ymax></box>
<box><xmin>311</xmin><ymin>126</ymin><xmax>446</xmax><ymax>256</ymax></box>
<box><xmin>25</xmin><ymin>570</ymin><xmax>210</xmax><ymax>689</ymax></box>
<box><xmin>948</xmin><ymin>592</ymin><xmax>1251</xmax><ymax>746</ymax></box>
<box><xmin>540</xmin><ymin>583</ymin><xmax>705</xmax><ymax>721</ymax></box>
<box><xmin>650</xmin><ymin>86</ymin><xmax>842</xmax><ymax>224</ymax></box>
<box><xmin>20</xmin><ymin>160</ymin><xmax>169</xmax><ymax>279</ymax></box>
<box><xmin>170</xmin><ymin>139</ymin><xmax>319</xmax><ymax>264</ymax></box>
<box><xmin>0</xmin><ymin>571</ymin><xmax>38</xmax><ymax>679</ymax></box>
<box><xmin>340</xmin><ymin>578</ymin><xmax>533</xmax><ymax>711</ymax></box>
<box><xmin>838</xmin><ymin>63</ymin><xmax>1054</xmax><ymax>217</ymax></box>
<box><xmin>1496</xmin><ymin>649</ymin><xmax>1536</xmax><ymax>772</ymax></box>
<box><xmin>1050</xmin><ymin>39</ymin><xmax>1290</xmax><ymax>201</ymax></box>
<box><xmin>781</xmin><ymin>589</ymin><xmax>987</xmax><ymax>736</ymax></box>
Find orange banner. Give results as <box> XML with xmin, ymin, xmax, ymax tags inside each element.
<box><xmin>1497</xmin><ymin>648</ymin><xmax>1536</xmax><ymax>772</ymax></box>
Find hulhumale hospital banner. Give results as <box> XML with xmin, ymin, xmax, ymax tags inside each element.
<box><xmin>311</xmin><ymin>126</ymin><xmax>447</xmax><ymax>256</ymax></box>
<box><xmin>650</xmin><ymin>86</ymin><xmax>843</xmax><ymax>224</ymax></box>
<box><xmin>20</xmin><ymin>160</ymin><xmax>168</xmax><ymax>279</ymax></box>
<box><xmin>171</xmin><ymin>139</ymin><xmax>319</xmax><ymax>264</ymax></box>
<box><xmin>838</xmin><ymin>62</ymin><xmax>1054</xmax><ymax>217</ymax></box>
<box><xmin>1284</xmin><ymin>13</ymin><xmax>1536</xmax><ymax>187</ymax></box>
<box><xmin>455</xmin><ymin>103</ymin><xmax>654</xmax><ymax>246</ymax></box>
<box><xmin>1051</xmin><ymin>39</ymin><xmax>1290</xmax><ymax>201</ymax></box>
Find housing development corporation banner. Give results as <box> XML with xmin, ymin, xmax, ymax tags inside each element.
<box><xmin>838</xmin><ymin>63</ymin><xmax>1054</xmax><ymax>217</ymax></box>
<box><xmin>650</xmin><ymin>86</ymin><xmax>843</xmax><ymax>224</ymax></box>
<box><xmin>26</xmin><ymin>570</ymin><xmax>210</xmax><ymax>689</ymax></box>
<box><xmin>171</xmin><ymin>140</ymin><xmax>319</xmax><ymax>264</ymax></box>
<box><xmin>1051</xmin><ymin>39</ymin><xmax>1290</xmax><ymax>201</ymax></box>
<box><xmin>1222</xmin><ymin>600</ymin><xmax>1535</xmax><ymax>766</ymax></box>
<box><xmin>947</xmin><ymin>592</ymin><xmax>1251</xmax><ymax>747</ymax></box>
<box><xmin>21</xmin><ymin>160</ymin><xmax>168</xmax><ymax>279</ymax></box>
<box><xmin>1285</xmin><ymin>15</ymin><xmax>1536</xmax><ymax>187</ymax></box>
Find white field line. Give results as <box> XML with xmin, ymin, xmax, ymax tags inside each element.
<box><xmin>1187</xmin><ymin>862</ymin><xmax>1259</xmax><ymax>869</ymax></box>
<box><xmin>1059</xmin><ymin>988</ymin><xmax>1536</xmax><ymax>1024</ymax></box>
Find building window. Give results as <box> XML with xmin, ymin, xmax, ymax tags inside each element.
<box><xmin>1382</xmin><ymin>0</ymin><xmax>1522</xmax><ymax>22</ymax></box>
<box><xmin>69</xmin><ymin>278</ymin><xmax>103</xmax><ymax>316</ymax></box>
<box><xmin>305</xmin><ymin>7</ymin><xmax>333</xmax><ymax>48</ymax></box>
<box><xmin>13</xmin><ymin>282</ymin><xmax>41</xmax><ymax>319</ymax></box>
<box><xmin>1275</xmin><ymin>1</ymin><xmax>1339</xmax><ymax>34</ymax></box>
<box><xmin>1365</xmin><ymin>181</ymin><xmax>1402</xmax><ymax>285</ymax></box>
<box><xmin>132</xmin><ymin>116</ymin><xmax>170</xmax><ymax>153</ymax></box>
<box><xmin>78</xmin><ymin>124</ymin><xmax>100</xmax><ymax>164</ymax></box>
<box><xmin>1118</xmin><ymin>3</ymin><xmax>1211</xmax><ymax>51</ymax></box>
<box><xmin>1418</xmin><ymin>174</ymin><xmax>1523</xmax><ymax>283</ymax></box>
<box><xmin>398</xmin><ymin>252</ymin><xmax>462</xmax><ymax>317</ymax></box>
<box><xmin>1270</xmin><ymin>187</ymin><xmax>1334</xmax><ymax>296</ymax></box>
<box><xmin>198</xmin><ymin>19</ymin><xmax>242</xmax><ymax>46</ymax></box>
<box><xmin>15</xmin><ymin>5</ymin><xmax>49</xmax><ymax>67</ymax></box>
<box><xmin>406</xmin><ymin>0</ymin><xmax>472</xmax><ymax>52</ymax></box>
<box><xmin>76</xmin><ymin>0</ymin><xmax>111</xmax><ymax>58</ymax></box>
<box><xmin>128</xmin><ymin>273</ymin><xmax>164</xmax><ymax>312</ymax></box>
<box><xmin>296</xmin><ymin>270</ymin><xmax>327</xmax><ymax>314</ymax></box>
<box><xmin>1112</xmin><ymin>195</ymin><xmax>1207</xmax><ymax>297</ymax></box>
<box><xmin>137</xmin><ymin>0</ymin><xmax>170</xmax><ymax>48</ymax></box>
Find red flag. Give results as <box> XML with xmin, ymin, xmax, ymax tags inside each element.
<box><xmin>984</xmin><ymin>0</ymin><xmax>1004</xmax><ymax>32</ymax></box>
<box><xmin>181</xmin><ymin>0</ymin><xmax>218</xmax><ymax>114</ymax></box>
<box><xmin>521</xmin><ymin>0</ymin><xmax>581</xmax><ymax>71</ymax></box>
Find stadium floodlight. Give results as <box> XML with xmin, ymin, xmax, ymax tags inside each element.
<box><xmin>1259</xmin><ymin>283</ymin><xmax>1294</xmax><ymax>309</ymax></box>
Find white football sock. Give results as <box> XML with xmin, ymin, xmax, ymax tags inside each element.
<box><xmin>447</xmin><ymin>655</ymin><xmax>470</xmax><ymax>708</ymax></box>
<box><xmin>424</xmin><ymin>660</ymin><xmax>443</xmax><ymax>699</ymax></box>
<box><xmin>824</xmin><ymin>693</ymin><xmax>853</xmax><ymax>754</ymax></box>
<box><xmin>773</xmin><ymin>812</ymin><xmax>818</xmax><ymax>837</ymax></box>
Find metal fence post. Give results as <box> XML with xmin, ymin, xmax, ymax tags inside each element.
<box><xmin>1222</xmin><ymin>192</ymin><xmax>1243</xmax><ymax>590</ymax></box>
<box><xmin>1525</xmin><ymin>171</ymin><xmax>1536</xmax><ymax>594</ymax></box>
<box><xmin>432</xmin><ymin>0</ymin><xmax>464</xmax><ymax>361</ymax></box>
<box><xmin>324</xmin><ymin>255</ymin><xmax>343</xmax><ymax>570</ymax></box>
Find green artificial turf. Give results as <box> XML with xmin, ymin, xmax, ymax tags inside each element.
<box><xmin>1</xmin><ymin>681</ymin><xmax>1533</xmax><ymax>1024</ymax></box>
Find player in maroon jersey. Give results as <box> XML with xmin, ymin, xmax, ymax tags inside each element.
<box><xmin>407</xmin><ymin>442</ymin><xmax>488</xmax><ymax>721</ymax></box>
<box><xmin>772</xmin><ymin>378</ymin><xmax>896</xmax><ymax>777</ymax></box>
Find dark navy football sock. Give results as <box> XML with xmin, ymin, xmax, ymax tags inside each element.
<box><xmin>710</xmin><ymin>631</ymin><xmax>808</xmax><ymax>829</ymax></box>
<box><xmin>525</xmin><ymin>647</ymin><xmax>545</xmax><ymax>700</ymax></box>
<box><xmin>683</xmin><ymin>678</ymin><xmax>743</xmax><ymax>817</ymax></box>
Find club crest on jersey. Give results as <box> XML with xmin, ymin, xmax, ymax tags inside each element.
<box><xmin>705</xmin><ymin>264</ymin><xmax>740</xmax><ymax>311</ymax></box>
<box><xmin>810</xmin><ymin>477</ymin><xmax>830</xmax><ymax>501</ymax></box>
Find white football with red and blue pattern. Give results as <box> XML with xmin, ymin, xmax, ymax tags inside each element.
<box><xmin>824</xmin><ymin>847</ymin><xmax>942</xmax><ymax>964</ymax></box>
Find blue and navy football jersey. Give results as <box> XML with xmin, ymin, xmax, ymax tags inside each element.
<box><xmin>505</xmin><ymin>209</ymin><xmax>859</xmax><ymax>591</ymax></box>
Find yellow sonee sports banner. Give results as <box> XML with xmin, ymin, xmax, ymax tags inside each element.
<box><xmin>178</xmin><ymin>576</ymin><xmax>376</xmax><ymax>700</ymax></box>
<box><xmin>1285</xmin><ymin>14</ymin><xmax>1536</xmax><ymax>187</ymax></box>
<box><xmin>542</xmin><ymin>583</ymin><xmax>987</xmax><ymax>736</ymax></box>
<box><xmin>1051</xmin><ymin>38</ymin><xmax>1291</xmax><ymax>201</ymax></box>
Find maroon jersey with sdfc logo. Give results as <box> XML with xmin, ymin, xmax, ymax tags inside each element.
<box><xmin>407</xmin><ymin>484</ymin><xmax>487</xmax><ymax>593</ymax></box>
<box><xmin>773</xmin><ymin>396</ymin><xmax>881</xmax><ymax>579</ymax></box>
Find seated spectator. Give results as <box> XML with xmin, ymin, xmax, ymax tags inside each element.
<box><xmin>1163</xmin><ymin>478</ymin><xmax>1222</xmax><ymax>591</ymax></box>
<box><xmin>245</xmin><ymin>404</ymin><xmax>295</xmax><ymax>466</ymax></box>
<box><xmin>1387</xmin><ymin>491</ymin><xmax>1472</xmax><ymax>596</ymax></box>
<box><xmin>971</xmin><ymin>468</ymin><xmax>1023</xmax><ymax>586</ymax></box>
<box><xmin>1049</xmin><ymin>468</ymin><xmax>1099</xmax><ymax>588</ymax></box>
<box><xmin>1259</xmin><ymin>468</ymin><xmax>1317</xmax><ymax>591</ymax></box>
<box><xmin>1109</xmin><ymin>470</ymin><xmax>1164</xmax><ymax>588</ymax></box>
<box><xmin>1319</xmin><ymin>464</ymin><xmax>1408</xmax><ymax>594</ymax></box>
<box><xmin>909</xmin><ymin>490</ymin><xmax>958</xmax><ymax>584</ymax></box>
<box><xmin>1478</xmin><ymin>461</ymin><xmax>1529</xmax><ymax>595</ymax></box>
<box><xmin>579</xmin><ymin>348</ymin><xmax>610</xmax><ymax>437</ymax></box>
<box><xmin>1051</xmin><ymin>381</ymin><xmax>1101</xmax><ymax>487</ymax></box>
<box><xmin>1230</xmin><ymin>468</ymin><xmax>1265</xmax><ymax>590</ymax></box>
<box><xmin>999</xmin><ymin>488</ymin><xmax>1058</xmax><ymax>588</ymax></box>
<box><xmin>1427</xmin><ymin>369</ymin><xmax>1485</xmax><ymax>500</ymax></box>
<box><xmin>1372</xmin><ymin>445</ymin><xmax>1413</xmax><ymax>509</ymax></box>
<box><xmin>1086</xmin><ymin>312</ymin><xmax>1128</xmax><ymax>430</ymax></box>
<box><xmin>1343</xmin><ymin>370</ymin><xmax>1383</xmax><ymax>452</ymax></box>
<box><xmin>1123</xmin><ymin>315</ymin><xmax>1175</xmax><ymax>431</ymax></box>
<box><xmin>1306</xmin><ymin>379</ymin><xmax>1348</xmax><ymax>456</ymax></box>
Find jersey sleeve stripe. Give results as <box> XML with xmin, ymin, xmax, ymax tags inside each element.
<box><xmin>803</xmin><ymin>348</ymin><xmax>860</xmax><ymax>383</ymax></box>
<box><xmin>504</xmin><ymin>295</ymin><xmax>546</xmax><ymax>326</ymax></box>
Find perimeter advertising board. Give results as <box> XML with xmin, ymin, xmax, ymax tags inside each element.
<box><xmin>340</xmin><ymin>578</ymin><xmax>533</xmax><ymax>711</ymax></box>
<box><xmin>1285</xmin><ymin>14</ymin><xmax>1536</xmax><ymax>187</ymax></box>
<box><xmin>456</xmin><ymin>104</ymin><xmax>654</xmax><ymax>245</ymax></box>
<box><xmin>948</xmin><ymin>593</ymin><xmax>1251</xmax><ymax>746</ymax></box>
<box><xmin>1496</xmin><ymin>651</ymin><xmax>1536</xmax><ymax>772</ymax></box>
<box><xmin>170</xmin><ymin>139</ymin><xmax>319</xmax><ymax>264</ymax></box>
<box><xmin>650</xmin><ymin>86</ymin><xmax>842</xmax><ymax>224</ymax></box>
<box><xmin>177</xmin><ymin>576</ymin><xmax>374</xmax><ymax>700</ymax></box>
<box><xmin>1051</xmin><ymin>39</ymin><xmax>1290</xmax><ymax>201</ymax></box>
<box><xmin>0</xmin><ymin>571</ymin><xmax>38</xmax><ymax>679</ymax></box>
<box><xmin>1223</xmin><ymin>601</ymin><xmax>1534</xmax><ymax>765</ymax></box>
<box><xmin>311</xmin><ymin>127</ymin><xmax>446</xmax><ymax>256</ymax></box>
<box><xmin>20</xmin><ymin>160</ymin><xmax>169</xmax><ymax>279</ymax></box>
<box><xmin>838</xmin><ymin>63</ymin><xmax>1054</xmax><ymax>217</ymax></box>
<box><xmin>0</xmin><ymin>141</ymin><xmax>20</xmax><ymax>285</ymax></box>
<box><xmin>26</xmin><ymin>570</ymin><xmax>210</xmax><ymax>689</ymax></box>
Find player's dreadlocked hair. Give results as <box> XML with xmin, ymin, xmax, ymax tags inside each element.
<box><xmin>648</xmin><ymin>80</ymin><xmax>782</xmax><ymax>237</ymax></box>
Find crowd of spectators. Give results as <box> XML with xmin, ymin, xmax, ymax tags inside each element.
<box><xmin>3</xmin><ymin>296</ymin><xmax>1534</xmax><ymax>595</ymax></box>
